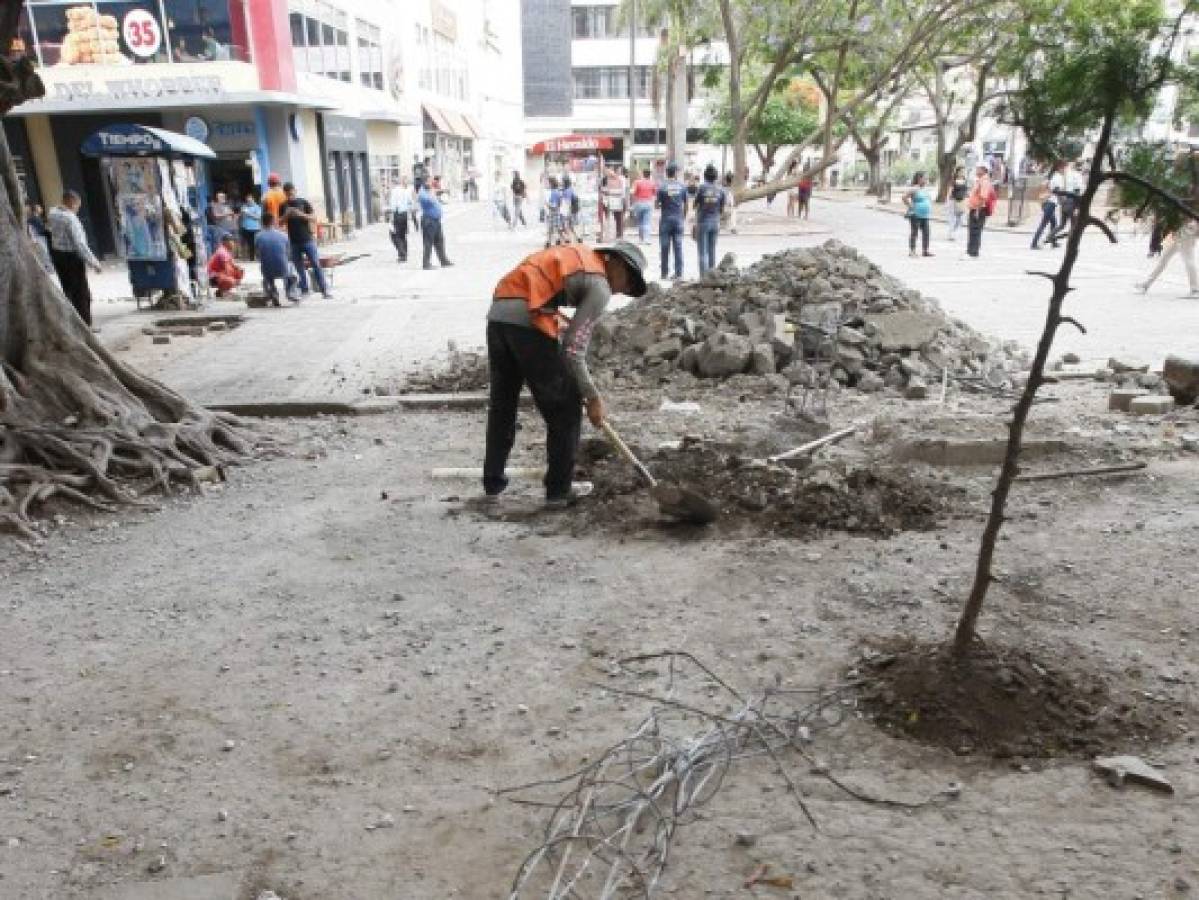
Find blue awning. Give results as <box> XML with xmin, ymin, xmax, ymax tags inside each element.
<box><xmin>81</xmin><ymin>123</ymin><xmax>217</xmax><ymax>160</ymax></box>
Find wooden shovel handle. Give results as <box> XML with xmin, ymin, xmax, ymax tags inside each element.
<box><xmin>600</xmin><ymin>420</ymin><xmax>657</xmax><ymax>489</ymax></box>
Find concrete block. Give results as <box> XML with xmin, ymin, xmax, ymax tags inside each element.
<box><xmin>1108</xmin><ymin>389</ymin><xmax>1147</xmax><ymax>412</ymax></box>
<box><xmin>1128</xmin><ymin>395</ymin><xmax>1176</xmax><ymax>415</ymax></box>
<box><xmin>1163</xmin><ymin>353</ymin><xmax>1199</xmax><ymax>404</ymax></box>
<box><xmin>152</xmin><ymin>335</ymin><xmax>171</xmax><ymax>346</ymax></box>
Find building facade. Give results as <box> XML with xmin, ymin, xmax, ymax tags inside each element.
<box><xmin>7</xmin><ymin>0</ymin><xmax>523</xmax><ymax>258</ymax></box>
<box><xmin>520</xmin><ymin>0</ymin><xmax>726</xmax><ymax>174</ymax></box>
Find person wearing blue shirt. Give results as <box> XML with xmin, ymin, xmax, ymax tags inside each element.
<box><xmin>903</xmin><ymin>172</ymin><xmax>934</xmax><ymax>258</ymax></box>
<box><xmin>254</xmin><ymin>212</ymin><xmax>299</xmax><ymax>306</ymax></box>
<box><xmin>418</xmin><ymin>179</ymin><xmax>453</xmax><ymax>269</ymax></box>
<box><xmin>656</xmin><ymin>162</ymin><xmax>688</xmax><ymax>280</ymax></box>
<box><xmin>692</xmin><ymin>164</ymin><xmax>725</xmax><ymax>276</ymax></box>
<box><xmin>238</xmin><ymin>192</ymin><xmax>262</xmax><ymax>260</ymax></box>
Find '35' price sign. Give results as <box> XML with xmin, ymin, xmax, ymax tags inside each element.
<box><xmin>123</xmin><ymin>9</ymin><xmax>162</xmax><ymax>59</ymax></box>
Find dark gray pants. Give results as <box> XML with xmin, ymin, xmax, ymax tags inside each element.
<box><xmin>422</xmin><ymin>218</ymin><xmax>450</xmax><ymax>267</ymax></box>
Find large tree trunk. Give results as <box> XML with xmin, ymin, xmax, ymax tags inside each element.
<box><xmin>665</xmin><ymin>49</ymin><xmax>688</xmax><ymax>165</ymax></box>
<box><xmin>0</xmin><ymin>54</ymin><xmax>252</xmax><ymax>537</ymax></box>
<box><xmin>866</xmin><ymin>150</ymin><xmax>883</xmax><ymax>196</ymax></box>
<box><xmin>936</xmin><ymin>152</ymin><xmax>957</xmax><ymax>203</ymax></box>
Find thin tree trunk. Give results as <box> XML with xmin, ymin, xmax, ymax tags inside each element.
<box><xmin>952</xmin><ymin>106</ymin><xmax>1116</xmax><ymax>654</ymax></box>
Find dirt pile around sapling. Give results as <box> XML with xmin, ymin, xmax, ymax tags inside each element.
<box><xmin>855</xmin><ymin>638</ymin><xmax>1194</xmax><ymax>759</ymax></box>
<box><xmin>574</xmin><ymin>439</ymin><xmax>958</xmax><ymax>536</ymax></box>
<box><xmin>593</xmin><ymin>239</ymin><xmax>1028</xmax><ymax>397</ymax></box>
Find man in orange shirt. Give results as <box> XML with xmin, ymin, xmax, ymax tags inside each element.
<box><xmin>207</xmin><ymin>234</ymin><xmax>245</xmax><ymax>296</ymax></box>
<box><xmin>262</xmin><ymin>173</ymin><xmax>287</xmax><ymax>222</ymax></box>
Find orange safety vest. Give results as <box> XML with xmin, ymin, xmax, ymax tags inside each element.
<box><xmin>492</xmin><ymin>245</ymin><xmax>608</xmax><ymax>340</ymax></box>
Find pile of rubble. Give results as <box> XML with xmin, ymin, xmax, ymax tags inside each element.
<box><xmin>592</xmin><ymin>240</ymin><xmax>1027</xmax><ymax>398</ymax></box>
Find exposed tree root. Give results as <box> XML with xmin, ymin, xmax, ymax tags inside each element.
<box><xmin>0</xmin><ymin>84</ymin><xmax>259</xmax><ymax>538</ymax></box>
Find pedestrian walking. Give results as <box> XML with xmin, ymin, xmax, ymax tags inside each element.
<box><xmin>965</xmin><ymin>165</ymin><xmax>997</xmax><ymax>258</ymax></box>
<box><xmin>483</xmin><ymin>240</ymin><xmax>649</xmax><ymax>507</ymax></box>
<box><xmin>511</xmin><ymin>172</ymin><xmax>529</xmax><ymax>227</ymax></box>
<box><xmin>388</xmin><ymin>176</ymin><xmax>413</xmax><ymax>262</ymax></box>
<box><xmin>631</xmin><ymin>169</ymin><xmax>656</xmax><ymax>244</ymax></box>
<box><xmin>1136</xmin><ymin>221</ymin><xmax>1199</xmax><ymax>296</ymax></box>
<box><xmin>281</xmin><ymin>182</ymin><xmax>332</xmax><ymax>298</ymax></box>
<box><xmin>785</xmin><ymin>161</ymin><xmax>799</xmax><ymax>217</ymax></box>
<box><xmin>903</xmin><ymin>172</ymin><xmax>934</xmax><ymax>257</ymax></box>
<box><xmin>722</xmin><ymin>172</ymin><xmax>738</xmax><ymax>234</ymax></box>
<box><xmin>254</xmin><ymin>212</ymin><xmax>299</xmax><ymax>305</ymax></box>
<box><xmin>1054</xmin><ymin>163</ymin><xmax>1084</xmax><ymax>243</ymax></box>
<box><xmin>946</xmin><ymin>166</ymin><xmax>968</xmax><ymax>241</ymax></box>
<box><xmin>693</xmin><ymin>164</ymin><xmax>725</xmax><ymax>275</ymax></box>
<box><xmin>656</xmin><ymin>162</ymin><xmax>688</xmax><ymax>280</ymax></box>
<box><xmin>238</xmin><ymin>192</ymin><xmax>261</xmax><ymax>259</ymax></box>
<box><xmin>47</xmin><ymin>190</ymin><xmax>102</xmax><ymax>326</ymax></box>
<box><xmin>419</xmin><ymin>178</ymin><xmax>453</xmax><ymax>269</ymax></box>
<box><xmin>797</xmin><ymin>169</ymin><xmax>813</xmax><ymax>220</ymax></box>
<box><xmin>492</xmin><ymin>173</ymin><xmax>512</xmax><ymax>229</ymax></box>
<box><xmin>1031</xmin><ymin>162</ymin><xmax>1065</xmax><ymax>250</ymax></box>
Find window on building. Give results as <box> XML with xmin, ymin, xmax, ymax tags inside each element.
<box><xmin>19</xmin><ymin>0</ymin><xmax>251</xmax><ymax>66</ymax></box>
<box><xmin>572</xmin><ymin>5</ymin><xmax>655</xmax><ymax>39</ymax></box>
<box><xmin>357</xmin><ymin>20</ymin><xmax>384</xmax><ymax>91</ymax></box>
<box><xmin>573</xmin><ymin>66</ymin><xmax>652</xmax><ymax>100</ymax></box>
<box><xmin>288</xmin><ymin>0</ymin><xmax>356</xmax><ymax>83</ymax></box>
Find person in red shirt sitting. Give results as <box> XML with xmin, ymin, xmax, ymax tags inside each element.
<box><xmin>207</xmin><ymin>234</ymin><xmax>245</xmax><ymax>296</ymax></box>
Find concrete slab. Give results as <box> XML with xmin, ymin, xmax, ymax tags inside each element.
<box><xmin>893</xmin><ymin>437</ymin><xmax>1071</xmax><ymax>466</ymax></box>
<box><xmin>95</xmin><ymin>872</ymin><xmax>240</xmax><ymax>900</ymax></box>
<box><xmin>1128</xmin><ymin>395</ymin><xmax>1176</xmax><ymax>415</ymax></box>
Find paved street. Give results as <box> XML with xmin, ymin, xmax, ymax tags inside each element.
<box><xmin>90</xmin><ymin>192</ymin><xmax>1199</xmax><ymax>406</ymax></box>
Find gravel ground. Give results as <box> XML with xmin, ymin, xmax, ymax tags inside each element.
<box><xmin>1</xmin><ymin>381</ymin><xmax>1197</xmax><ymax>899</ymax></box>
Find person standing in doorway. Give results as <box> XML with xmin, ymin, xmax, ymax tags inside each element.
<box><xmin>946</xmin><ymin>166</ymin><xmax>968</xmax><ymax>241</ymax></box>
<box><xmin>281</xmin><ymin>183</ymin><xmax>332</xmax><ymax>298</ymax></box>
<box><xmin>902</xmin><ymin>172</ymin><xmax>934</xmax><ymax>257</ymax></box>
<box><xmin>388</xmin><ymin>176</ymin><xmax>413</xmax><ymax>262</ymax></box>
<box><xmin>238</xmin><ymin>191</ymin><xmax>261</xmax><ymax>260</ymax></box>
<box><xmin>47</xmin><ymin>190</ymin><xmax>102</xmax><ymax>326</ymax></box>
<box><xmin>656</xmin><ymin>162</ymin><xmax>688</xmax><ymax>280</ymax></box>
<box><xmin>631</xmin><ymin>168</ymin><xmax>657</xmax><ymax>245</ymax></box>
<box><xmin>693</xmin><ymin>164</ymin><xmax>725</xmax><ymax>275</ymax></box>
<box><xmin>418</xmin><ymin>178</ymin><xmax>453</xmax><ymax>269</ymax></box>
<box><xmin>966</xmin><ymin>165</ymin><xmax>997</xmax><ymax>258</ymax></box>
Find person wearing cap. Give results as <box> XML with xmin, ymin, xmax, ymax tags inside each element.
<box><xmin>262</xmin><ymin>173</ymin><xmax>287</xmax><ymax>222</ymax></box>
<box><xmin>484</xmin><ymin>240</ymin><xmax>649</xmax><ymax>508</ymax></box>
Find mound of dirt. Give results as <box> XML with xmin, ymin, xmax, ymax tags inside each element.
<box><xmin>573</xmin><ymin>439</ymin><xmax>957</xmax><ymax>537</ymax></box>
<box><xmin>592</xmin><ymin>240</ymin><xmax>1028</xmax><ymax>396</ymax></box>
<box><xmin>855</xmin><ymin>638</ymin><xmax>1193</xmax><ymax>759</ymax></box>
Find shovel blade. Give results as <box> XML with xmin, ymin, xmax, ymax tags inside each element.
<box><xmin>651</xmin><ymin>482</ymin><xmax>719</xmax><ymax>525</ymax></box>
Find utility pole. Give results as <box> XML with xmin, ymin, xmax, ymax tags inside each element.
<box><xmin>628</xmin><ymin>0</ymin><xmax>637</xmax><ymax>170</ymax></box>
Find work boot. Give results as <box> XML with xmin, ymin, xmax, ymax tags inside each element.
<box><xmin>544</xmin><ymin>483</ymin><xmax>593</xmax><ymax>510</ymax></box>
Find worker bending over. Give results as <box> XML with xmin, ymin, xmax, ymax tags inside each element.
<box><xmin>484</xmin><ymin>241</ymin><xmax>648</xmax><ymax>507</ymax></box>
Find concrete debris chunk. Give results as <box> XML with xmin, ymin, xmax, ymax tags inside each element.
<box><xmin>1162</xmin><ymin>354</ymin><xmax>1199</xmax><ymax>405</ymax></box>
<box><xmin>1092</xmin><ymin>755</ymin><xmax>1174</xmax><ymax>793</ymax></box>
<box><xmin>1128</xmin><ymin>395</ymin><xmax>1175</xmax><ymax>416</ymax></box>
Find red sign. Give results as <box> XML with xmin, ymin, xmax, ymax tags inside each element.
<box><xmin>532</xmin><ymin>134</ymin><xmax>616</xmax><ymax>155</ymax></box>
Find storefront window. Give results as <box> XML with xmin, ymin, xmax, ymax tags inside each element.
<box><xmin>20</xmin><ymin>0</ymin><xmax>251</xmax><ymax>66</ymax></box>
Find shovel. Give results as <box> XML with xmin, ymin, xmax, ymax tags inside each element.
<box><xmin>600</xmin><ymin>420</ymin><xmax>718</xmax><ymax>525</ymax></box>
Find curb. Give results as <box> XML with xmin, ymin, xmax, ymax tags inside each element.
<box><xmin>208</xmin><ymin>392</ymin><xmax>525</xmax><ymax>418</ymax></box>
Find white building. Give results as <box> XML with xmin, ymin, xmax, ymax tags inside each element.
<box><xmin>521</xmin><ymin>0</ymin><xmax>727</xmax><ymax>176</ymax></box>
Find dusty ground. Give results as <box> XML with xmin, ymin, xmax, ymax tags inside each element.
<box><xmin>1</xmin><ymin>378</ymin><xmax>1197</xmax><ymax>900</ymax></box>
